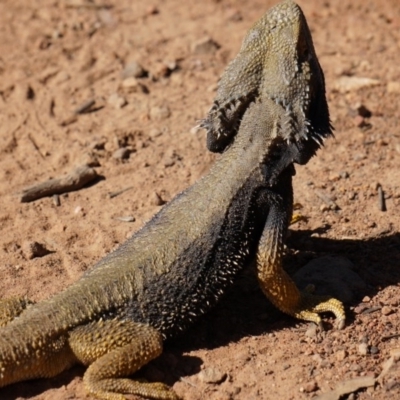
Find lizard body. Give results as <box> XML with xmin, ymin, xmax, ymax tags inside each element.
<box><xmin>0</xmin><ymin>1</ymin><xmax>345</xmax><ymax>399</ymax></box>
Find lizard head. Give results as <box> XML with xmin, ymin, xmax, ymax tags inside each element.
<box><xmin>201</xmin><ymin>0</ymin><xmax>333</xmax><ymax>162</ymax></box>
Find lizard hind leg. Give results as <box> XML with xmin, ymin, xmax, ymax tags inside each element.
<box><xmin>69</xmin><ymin>319</ymin><xmax>179</xmax><ymax>400</ymax></box>
<box><xmin>256</xmin><ymin>186</ymin><xmax>345</xmax><ymax>330</ymax></box>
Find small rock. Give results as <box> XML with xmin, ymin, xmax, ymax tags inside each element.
<box><xmin>113</xmin><ymin>147</ymin><xmax>130</xmax><ymax>160</ymax></box>
<box><xmin>370</xmin><ymin>346</ymin><xmax>379</xmax><ymax>354</ymax></box>
<box><xmin>336</xmin><ymin>349</ymin><xmax>348</xmax><ymax>361</ymax></box>
<box><xmin>150</xmin><ymin>106</ymin><xmax>171</xmax><ymax>120</ymax></box>
<box><xmin>191</xmin><ymin>37</ymin><xmax>220</xmax><ymax>54</ymax></box>
<box><xmin>121</xmin><ymin>77</ymin><xmax>148</xmax><ymax>93</ymax></box>
<box><xmin>74</xmin><ymin>206</ymin><xmax>85</xmax><ymax>216</ymax></box>
<box><xmin>358</xmin><ymin>343</ymin><xmax>369</xmax><ymax>356</ymax></box>
<box><xmin>320</xmin><ymin>204</ymin><xmax>330</xmax><ymax>212</ymax></box>
<box><xmin>381</xmin><ymin>306</ymin><xmax>393</xmax><ymax>316</ymax></box>
<box><xmin>293</xmin><ymin>256</ymin><xmax>367</xmax><ymax>304</ymax></box>
<box><xmin>22</xmin><ymin>241</ymin><xmax>51</xmax><ymax>260</ymax></box>
<box><xmin>353</xmin><ymin>304</ymin><xmax>369</xmax><ymax>314</ymax></box>
<box><xmin>305</xmin><ymin>324</ymin><xmax>318</xmax><ymax>338</ymax></box>
<box><xmin>151</xmin><ymin>192</ymin><xmax>165</xmax><ymax>206</ymax></box>
<box><xmin>300</xmin><ymin>380</ymin><xmax>318</xmax><ymax>393</ymax></box>
<box><xmin>328</xmin><ymin>173</ymin><xmax>341</xmax><ymax>182</ymax></box>
<box><xmin>52</xmin><ymin>194</ymin><xmax>61</xmax><ymax>207</ymax></box>
<box><xmin>149</xmin><ymin>129</ymin><xmax>162</xmax><ymax>138</ymax></box>
<box><xmin>362</xmin><ymin>296</ymin><xmax>371</xmax><ymax>302</ymax></box>
<box><xmin>146</xmin><ymin>5</ymin><xmax>159</xmax><ymax>15</ymax></box>
<box><xmin>80</xmin><ymin>153</ymin><xmax>101</xmax><ymax>167</ymax></box>
<box><xmin>340</xmin><ymin>171</ymin><xmax>350</xmax><ymax>179</ymax></box>
<box><xmin>121</xmin><ymin>61</ymin><xmax>147</xmax><ymax>79</ymax></box>
<box><xmin>320</xmin><ymin>360</ymin><xmax>333</xmax><ymax>368</ymax></box>
<box><xmin>350</xmin><ymin>363</ymin><xmax>362</xmax><ymax>372</ymax></box>
<box><xmin>355</xmin><ymin>104</ymin><xmax>372</xmax><ymax>118</ymax></box>
<box><xmin>354</xmin><ymin>115</ymin><xmax>366</xmax><ymax>128</ymax></box>
<box><xmin>114</xmin><ymin>216</ymin><xmax>135</xmax><ymax>223</ymax></box>
<box><xmin>107</xmin><ymin>93</ymin><xmax>127</xmax><ymax>109</ymax></box>
<box><xmin>152</xmin><ymin>61</ymin><xmax>178</xmax><ymax>79</ymax></box>
<box><xmin>198</xmin><ymin>367</ymin><xmax>227</xmax><ymax>384</ymax></box>
<box><xmin>334</xmin><ymin>76</ymin><xmax>380</xmax><ymax>93</ymax></box>
<box><xmin>387</xmin><ymin>81</ymin><xmax>400</xmax><ymax>94</ymax></box>
<box><xmin>347</xmin><ymin>191</ymin><xmax>356</xmax><ymax>200</ymax></box>
<box><xmin>152</xmin><ymin>63</ymin><xmax>171</xmax><ymax>79</ymax></box>
<box><xmin>389</xmin><ymin>348</ymin><xmax>400</xmax><ymax>359</ymax></box>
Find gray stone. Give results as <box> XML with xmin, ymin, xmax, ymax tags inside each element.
<box><xmin>293</xmin><ymin>256</ymin><xmax>367</xmax><ymax>303</ymax></box>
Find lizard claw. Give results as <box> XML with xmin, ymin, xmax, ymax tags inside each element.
<box><xmin>295</xmin><ymin>292</ymin><xmax>346</xmax><ymax>330</ymax></box>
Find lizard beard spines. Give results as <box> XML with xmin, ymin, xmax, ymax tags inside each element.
<box><xmin>201</xmin><ymin>92</ymin><xmax>257</xmax><ymax>153</ymax></box>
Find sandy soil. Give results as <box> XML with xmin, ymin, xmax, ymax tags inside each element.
<box><xmin>1</xmin><ymin>0</ymin><xmax>400</xmax><ymax>399</ymax></box>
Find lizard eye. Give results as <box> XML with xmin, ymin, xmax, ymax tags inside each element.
<box><xmin>297</xmin><ymin>40</ymin><xmax>310</xmax><ymax>61</ymax></box>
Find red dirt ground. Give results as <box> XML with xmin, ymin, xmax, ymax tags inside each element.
<box><xmin>1</xmin><ymin>0</ymin><xmax>400</xmax><ymax>399</ymax></box>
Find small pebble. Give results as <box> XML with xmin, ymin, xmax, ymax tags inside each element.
<box><xmin>370</xmin><ymin>346</ymin><xmax>379</xmax><ymax>354</ymax></box>
<box><xmin>191</xmin><ymin>37</ymin><xmax>220</xmax><ymax>54</ymax></box>
<box><xmin>107</xmin><ymin>93</ymin><xmax>127</xmax><ymax>109</ymax></box>
<box><xmin>340</xmin><ymin>171</ymin><xmax>350</xmax><ymax>179</ymax></box>
<box><xmin>328</xmin><ymin>173</ymin><xmax>341</xmax><ymax>182</ymax></box>
<box><xmin>121</xmin><ymin>61</ymin><xmax>147</xmax><ymax>79</ymax></box>
<box><xmin>146</xmin><ymin>5</ymin><xmax>159</xmax><ymax>15</ymax></box>
<box><xmin>320</xmin><ymin>204</ymin><xmax>330</xmax><ymax>212</ymax></box>
<box><xmin>347</xmin><ymin>191</ymin><xmax>356</xmax><ymax>200</ymax></box>
<box><xmin>300</xmin><ymin>380</ymin><xmax>318</xmax><ymax>393</ymax></box>
<box><xmin>336</xmin><ymin>349</ymin><xmax>348</xmax><ymax>361</ymax></box>
<box><xmin>115</xmin><ymin>216</ymin><xmax>135</xmax><ymax>223</ymax></box>
<box><xmin>149</xmin><ymin>129</ymin><xmax>163</xmax><ymax>138</ymax></box>
<box><xmin>52</xmin><ymin>194</ymin><xmax>61</xmax><ymax>206</ymax></box>
<box><xmin>358</xmin><ymin>343</ymin><xmax>369</xmax><ymax>356</ymax></box>
<box><xmin>198</xmin><ymin>367</ymin><xmax>227</xmax><ymax>384</ymax></box>
<box><xmin>74</xmin><ymin>206</ymin><xmax>85</xmax><ymax>215</ymax></box>
<box><xmin>381</xmin><ymin>306</ymin><xmax>393</xmax><ymax>316</ymax></box>
<box><xmin>305</xmin><ymin>324</ymin><xmax>318</xmax><ymax>338</ymax></box>
<box><xmin>389</xmin><ymin>348</ymin><xmax>400</xmax><ymax>359</ymax></box>
<box><xmin>121</xmin><ymin>77</ymin><xmax>148</xmax><ymax>93</ymax></box>
<box><xmin>113</xmin><ymin>147</ymin><xmax>130</xmax><ymax>160</ymax></box>
<box><xmin>387</xmin><ymin>81</ymin><xmax>400</xmax><ymax>94</ymax></box>
<box><xmin>151</xmin><ymin>192</ymin><xmax>165</xmax><ymax>206</ymax></box>
<box><xmin>355</xmin><ymin>104</ymin><xmax>372</xmax><ymax>118</ymax></box>
<box><xmin>150</xmin><ymin>106</ymin><xmax>171</xmax><ymax>120</ymax></box>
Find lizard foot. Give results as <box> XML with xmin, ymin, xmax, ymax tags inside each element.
<box><xmin>294</xmin><ymin>291</ymin><xmax>346</xmax><ymax>330</ymax></box>
<box><xmin>290</xmin><ymin>213</ymin><xmax>308</xmax><ymax>224</ymax></box>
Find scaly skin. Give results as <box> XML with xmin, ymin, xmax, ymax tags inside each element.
<box><xmin>0</xmin><ymin>1</ymin><xmax>345</xmax><ymax>399</ymax></box>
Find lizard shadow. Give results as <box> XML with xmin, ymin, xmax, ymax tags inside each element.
<box><xmin>162</xmin><ymin>230</ymin><xmax>400</xmax><ymax>383</ymax></box>
<box><xmin>0</xmin><ymin>366</ymin><xmax>86</xmax><ymax>400</ymax></box>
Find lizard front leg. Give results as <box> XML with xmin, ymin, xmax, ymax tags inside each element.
<box><xmin>256</xmin><ymin>187</ymin><xmax>345</xmax><ymax>330</ymax></box>
<box><xmin>69</xmin><ymin>319</ymin><xmax>179</xmax><ymax>400</ymax></box>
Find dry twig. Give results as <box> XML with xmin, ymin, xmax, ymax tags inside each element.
<box><xmin>20</xmin><ymin>165</ymin><xmax>98</xmax><ymax>203</ymax></box>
